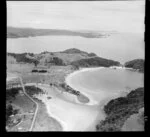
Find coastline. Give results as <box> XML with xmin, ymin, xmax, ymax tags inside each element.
<box><xmin>65</xmin><ymin>66</ymin><xmax>144</xmax><ymax>131</ymax></box>
<box><xmin>7</xmin><ymin>66</ymin><xmax>143</xmax><ymax>131</ymax></box>
<box><xmin>65</xmin><ymin>67</ymin><xmax>106</xmax><ymax>105</ymax></box>
<box><xmin>65</xmin><ymin>66</ymin><xmax>134</xmax><ymax>105</ymax></box>
<box><xmin>33</xmin><ymin>93</ymin><xmax>68</xmax><ymax>131</ymax></box>
<box><xmin>34</xmin><ymin>85</ymin><xmax>102</xmax><ymax>131</ymax></box>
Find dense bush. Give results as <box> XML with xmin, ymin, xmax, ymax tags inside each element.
<box><xmin>50</xmin><ymin>57</ymin><xmax>65</xmax><ymax>66</ymax></box>
<box><xmin>6</xmin><ymin>87</ymin><xmax>21</xmax><ymax>99</ymax></box>
<box><xmin>25</xmin><ymin>86</ymin><xmax>44</xmax><ymax>97</ymax></box>
<box><xmin>6</xmin><ymin>104</ymin><xmax>13</xmax><ymax>122</ymax></box>
<box><xmin>124</xmin><ymin>59</ymin><xmax>144</xmax><ymax>73</ymax></box>
<box><xmin>71</xmin><ymin>57</ymin><xmax>120</xmax><ymax>68</ymax></box>
<box><xmin>6</xmin><ymin>104</ymin><xmax>19</xmax><ymax>125</ymax></box>
<box><xmin>96</xmin><ymin>87</ymin><xmax>144</xmax><ymax>131</ymax></box>
<box><xmin>59</xmin><ymin>83</ymin><xmax>80</xmax><ymax>95</ymax></box>
<box><xmin>7</xmin><ymin>53</ymin><xmax>39</xmax><ymax>65</ymax></box>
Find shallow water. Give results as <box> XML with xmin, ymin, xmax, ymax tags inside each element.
<box><xmin>66</xmin><ymin>67</ymin><xmax>144</xmax><ymax>104</ymax></box>
<box><xmin>35</xmin><ymin>85</ymin><xmax>103</xmax><ymax>131</ymax></box>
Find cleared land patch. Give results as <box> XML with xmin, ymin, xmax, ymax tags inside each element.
<box><xmin>6</xmin><ymin>87</ymin><xmax>36</xmax><ymax>131</ymax></box>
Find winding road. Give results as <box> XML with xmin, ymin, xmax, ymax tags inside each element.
<box><xmin>7</xmin><ymin>73</ymin><xmax>39</xmax><ymax>131</ymax></box>
<box><xmin>18</xmin><ymin>76</ymin><xmax>39</xmax><ymax>131</ymax></box>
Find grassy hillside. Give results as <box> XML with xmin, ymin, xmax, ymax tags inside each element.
<box><xmin>7</xmin><ymin>55</ymin><xmax>16</xmax><ymax>64</ymax></box>
<box><xmin>124</xmin><ymin>59</ymin><xmax>144</xmax><ymax>73</ymax></box>
<box><xmin>7</xmin><ymin>27</ymin><xmax>106</xmax><ymax>38</ymax></box>
<box><xmin>96</xmin><ymin>87</ymin><xmax>144</xmax><ymax>131</ymax></box>
<box><xmin>7</xmin><ymin>53</ymin><xmax>38</xmax><ymax>65</ymax></box>
<box><xmin>7</xmin><ymin>48</ymin><xmax>120</xmax><ymax>68</ymax></box>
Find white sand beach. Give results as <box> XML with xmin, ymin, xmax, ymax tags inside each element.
<box><xmin>34</xmin><ymin>84</ymin><xmax>105</xmax><ymax>131</ymax></box>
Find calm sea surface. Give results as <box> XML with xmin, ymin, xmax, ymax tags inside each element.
<box><xmin>67</xmin><ymin>68</ymin><xmax>144</xmax><ymax>104</ymax></box>
<box><xmin>70</xmin><ymin>68</ymin><xmax>144</xmax><ymax>92</ymax></box>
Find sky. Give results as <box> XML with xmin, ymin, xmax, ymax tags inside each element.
<box><xmin>7</xmin><ymin>1</ymin><xmax>145</xmax><ymax>33</ymax></box>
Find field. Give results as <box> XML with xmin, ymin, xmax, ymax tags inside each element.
<box><xmin>6</xmin><ymin>87</ymin><xmax>36</xmax><ymax>131</ymax></box>
<box><xmin>121</xmin><ymin>108</ymin><xmax>144</xmax><ymax>131</ymax></box>
<box><xmin>7</xmin><ymin>114</ymin><xmax>34</xmax><ymax>132</ymax></box>
<box><xmin>7</xmin><ymin>63</ymin><xmax>73</xmax><ymax>83</ymax></box>
<box><xmin>12</xmin><ymin>94</ymin><xmax>36</xmax><ymax>113</ymax></box>
<box><xmin>7</xmin><ymin>63</ymin><xmax>34</xmax><ymax>74</ymax></box>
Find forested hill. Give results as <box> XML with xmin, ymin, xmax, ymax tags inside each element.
<box><xmin>71</xmin><ymin>57</ymin><xmax>120</xmax><ymax>67</ymax></box>
<box><xmin>124</xmin><ymin>59</ymin><xmax>144</xmax><ymax>73</ymax></box>
<box><xmin>96</xmin><ymin>87</ymin><xmax>144</xmax><ymax>131</ymax></box>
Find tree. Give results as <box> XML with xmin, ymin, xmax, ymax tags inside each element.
<box><xmin>33</xmin><ymin>60</ymin><xmax>39</xmax><ymax>67</ymax></box>
<box><xmin>6</xmin><ymin>104</ymin><xmax>13</xmax><ymax>123</ymax></box>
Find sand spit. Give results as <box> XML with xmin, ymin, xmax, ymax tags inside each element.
<box><xmin>65</xmin><ymin>66</ymin><xmax>141</xmax><ymax>105</ymax></box>
<box><xmin>65</xmin><ymin>67</ymin><xmax>106</xmax><ymax>105</ymax></box>
<box><xmin>33</xmin><ymin>84</ymin><xmax>104</xmax><ymax>131</ymax></box>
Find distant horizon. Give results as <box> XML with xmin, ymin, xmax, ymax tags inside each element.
<box><xmin>7</xmin><ymin>1</ymin><xmax>145</xmax><ymax>33</ymax></box>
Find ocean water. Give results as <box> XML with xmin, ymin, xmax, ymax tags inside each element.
<box><xmin>70</xmin><ymin>68</ymin><xmax>143</xmax><ymax>92</ymax></box>
<box><xmin>7</xmin><ymin>32</ymin><xmax>144</xmax><ymax>64</ymax></box>
<box><xmin>67</xmin><ymin>68</ymin><xmax>144</xmax><ymax>104</ymax></box>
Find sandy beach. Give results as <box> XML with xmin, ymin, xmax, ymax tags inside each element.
<box><xmin>33</xmin><ymin>84</ymin><xmax>105</xmax><ymax>131</ymax></box>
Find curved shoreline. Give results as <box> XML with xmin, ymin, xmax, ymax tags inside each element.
<box><xmin>65</xmin><ymin>67</ymin><xmax>106</xmax><ymax>105</ymax></box>
<box><xmin>34</xmin><ymin>94</ymin><xmax>68</xmax><ymax>131</ymax></box>
<box><xmin>65</xmin><ymin>66</ymin><xmax>131</xmax><ymax>105</ymax></box>
<box><xmin>65</xmin><ymin>66</ymin><xmax>144</xmax><ymax>130</ymax></box>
